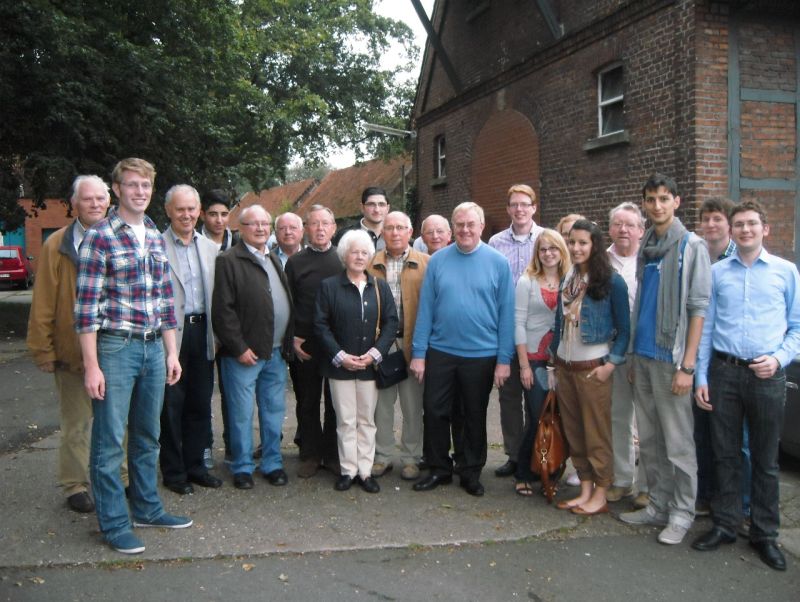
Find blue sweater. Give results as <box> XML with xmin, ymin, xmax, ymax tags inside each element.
<box><xmin>412</xmin><ymin>242</ymin><xmax>515</xmax><ymax>363</ymax></box>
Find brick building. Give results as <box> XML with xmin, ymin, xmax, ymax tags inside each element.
<box><xmin>15</xmin><ymin>199</ymin><xmax>73</xmax><ymax>271</ymax></box>
<box><xmin>413</xmin><ymin>0</ymin><xmax>800</xmax><ymax>260</ymax></box>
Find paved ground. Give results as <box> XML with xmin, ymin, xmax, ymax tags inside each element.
<box><xmin>1</xmin><ymin>335</ymin><xmax>800</xmax><ymax>601</ymax></box>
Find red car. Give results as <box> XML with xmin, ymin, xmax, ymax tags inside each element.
<box><xmin>0</xmin><ymin>246</ymin><xmax>34</xmax><ymax>289</ymax></box>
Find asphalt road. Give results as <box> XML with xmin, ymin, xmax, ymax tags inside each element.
<box><xmin>1</xmin><ymin>334</ymin><xmax>799</xmax><ymax>601</ymax></box>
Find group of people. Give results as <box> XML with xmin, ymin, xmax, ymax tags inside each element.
<box><xmin>27</xmin><ymin>160</ymin><xmax>798</xmax><ymax>572</ymax></box>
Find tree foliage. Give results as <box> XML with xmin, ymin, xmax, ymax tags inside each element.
<box><xmin>0</xmin><ymin>0</ymin><xmax>416</xmax><ymax>229</ymax></box>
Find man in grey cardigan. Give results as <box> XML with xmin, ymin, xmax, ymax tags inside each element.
<box><xmin>619</xmin><ymin>174</ymin><xmax>711</xmax><ymax>546</ymax></box>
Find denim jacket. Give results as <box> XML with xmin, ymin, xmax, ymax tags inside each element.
<box><xmin>550</xmin><ymin>271</ymin><xmax>630</xmax><ymax>365</ymax></box>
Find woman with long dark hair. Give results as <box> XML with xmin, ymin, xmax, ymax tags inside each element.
<box><xmin>551</xmin><ymin>219</ymin><xmax>630</xmax><ymax>515</ymax></box>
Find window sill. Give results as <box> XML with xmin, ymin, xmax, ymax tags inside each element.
<box><xmin>583</xmin><ymin>131</ymin><xmax>630</xmax><ymax>152</ymax></box>
<box><xmin>431</xmin><ymin>177</ymin><xmax>448</xmax><ymax>188</ymax></box>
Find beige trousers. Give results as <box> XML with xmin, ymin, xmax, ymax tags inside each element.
<box><xmin>329</xmin><ymin>378</ymin><xmax>379</xmax><ymax>479</ymax></box>
<box><xmin>54</xmin><ymin>369</ymin><xmax>128</xmax><ymax>497</ymax></box>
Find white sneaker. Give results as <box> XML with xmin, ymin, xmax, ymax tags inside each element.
<box><xmin>619</xmin><ymin>506</ymin><xmax>668</xmax><ymax>527</ymax></box>
<box><xmin>658</xmin><ymin>523</ymin><xmax>689</xmax><ymax>545</ymax></box>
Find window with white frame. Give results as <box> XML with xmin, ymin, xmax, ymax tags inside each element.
<box><xmin>598</xmin><ymin>64</ymin><xmax>624</xmax><ymax>137</ymax></box>
<box><xmin>435</xmin><ymin>135</ymin><xmax>446</xmax><ymax>179</ymax></box>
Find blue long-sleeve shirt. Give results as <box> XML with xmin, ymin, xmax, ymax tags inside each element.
<box><xmin>412</xmin><ymin>241</ymin><xmax>515</xmax><ymax>363</ymax></box>
<box><xmin>696</xmin><ymin>247</ymin><xmax>800</xmax><ymax>386</ymax></box>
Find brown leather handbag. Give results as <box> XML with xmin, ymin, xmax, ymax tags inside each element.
<box><xmin>530</xmin><ymin>389</ymin><xmax>569</xmax><ymax>503</ymax></box>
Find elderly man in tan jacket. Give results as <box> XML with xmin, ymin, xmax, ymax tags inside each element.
<box><xmin>367</xmin><ymin>211</ymin><xmax>430</xmax><ymax>480</ymax></box>
<box><xmin>27</xmin><ymin>175</ymin><xmax>119</xmax><ymax>512</ymax></box>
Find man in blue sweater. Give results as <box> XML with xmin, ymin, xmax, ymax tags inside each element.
<box><xmin>410</xmin><ymin>202</ymin><xmax>515</xmax><ymax>496</ymax></box>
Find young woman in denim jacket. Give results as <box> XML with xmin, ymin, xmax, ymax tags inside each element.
<box><xmin>550</xmin><ymin>219</ymin><xmax>630</xmax><ymax>515</ymax></box>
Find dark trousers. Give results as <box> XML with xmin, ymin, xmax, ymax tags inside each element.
<box><xmin>709</xmin><ymin>357</ymin><xmax>785</xmax><ymax>542</ymax></box>
<box><xmin>160</xmin><ymin>320</ymin><xmax>214</xmax><ymax>483</ymax></box>
<box><xmin>694</xmin><ymin>402</ymin><xmax>752</xmax><ymax>514</ymax></box>
<box><xmin>295</xmin><ymin>339</ymin><xmax>338</xmax><ymax>463</ymax></box>
<box><xmin>289</xmin><ymin>358</ymin><xmax>304</xmax><ymax>446</ymax></box>
<box><xmin>422</xmin><ymin>348</ymin><xmax>495</xmax><ymax>479</ymax></box>
<box><xmin>498</xmin><ymin>361</ymin><xmax>529</xmax><ymax>458</ymax></box>
<box><xmin>515</xmin><ymin>359</ymin><xmax>548</xmax><ymax>482</ymax></box>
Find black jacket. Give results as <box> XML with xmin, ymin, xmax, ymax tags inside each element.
<box><xmin>314</xmin><ymin>271</ymin><xmax>398</xmax><ymax>380</ymax></box>
<box><xmin>212</xmin><ymin>241</ymin><xmax>294</xmax><ymax>361</ymax></box>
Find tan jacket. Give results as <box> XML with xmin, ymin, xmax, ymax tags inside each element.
<box><xmin>368</xmin><ymin>247</ymin><xmax>429</xmax><ymax>362</ymax></box>
<box><xmin>27</xmin><ymin>223</ymin><xmax>84</xmax><ymax>373</ymax></box>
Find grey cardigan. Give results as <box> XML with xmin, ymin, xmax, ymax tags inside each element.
<box><xmin>514</xmin><ymin>274</ymin><xmax>557</xmax><ymax>355</ymax></box>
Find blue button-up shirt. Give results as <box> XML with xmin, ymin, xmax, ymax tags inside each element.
<box><xmin>696</xmin><ymin>247</ymin><xmax>800</xmax><ymax>386</ymax></box>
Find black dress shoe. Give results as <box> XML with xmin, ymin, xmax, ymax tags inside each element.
<box><xmin>361</xmin><ymin>476</ymin><xmax>380</xmax><ymax>493</ymax></box>
<box><xmin>165</xmin><ymin>481</ymin><xmax>194</xmax><ymax>495</ymax></box>
<box><xmin>750</xmin><ymin>540</ymin><xmax>787</xmax><ymax>571</ymax></box>
<box><xmin>692</xmin><ymin>527</ymin><xmax>736</xmax><ymax>551</ymax></box>
<box><xmin>413</xmin><ymin>474</ymin><xmax>453</xmax><ymax>491</ymax></box>
<box><xmin>335</xmin><ymin>475</ymin><xmax>354</xmax><ymax>491</ymax></box>
<box><xmin>188</xmin><ymin>473</ymin><xmax>223</xmax><ymax>488</ymax></box>
<box><xmin>263</xmin><ymin>469</ymin><xmax>288</xmax><ymax>486</ymax></box>
<box><xmin>460</xmin><ymin>478</ymin><xmax>485</xmax><ymax>497</ymax></box>
<box><xmin>494</xmin><ymin>459</ymin><xmax>517</xmax><ymax>478</ymax></box>
<box><xmin>233</xmin><ymin>473</ymin><xmax>254</xmax><ymax>490</ymax></box>
<box><xmin>67</xmin><ymin>491</ymin><xmax>95</xmax><ymax>513</ymax></box>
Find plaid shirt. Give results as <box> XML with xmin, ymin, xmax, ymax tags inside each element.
<box><xmin>75</xmin><ymin>207</ymin><xmax>177</xmax><ymax>334</ymax></box>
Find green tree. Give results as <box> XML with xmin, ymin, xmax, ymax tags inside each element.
<box><xmin>0</xmin><ymin>0</ymin><xmax>416</xmax><ymax>229</ymax></box>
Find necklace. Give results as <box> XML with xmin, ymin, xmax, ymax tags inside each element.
<box><xmin>540</xmin><ymin>276</ymin><xmax>558</xmax><ymax>291</ymax></box>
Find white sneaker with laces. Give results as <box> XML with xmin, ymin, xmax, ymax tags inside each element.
<box><xmin>658</xmin><ymin>523</ymin><xmax>689</xmax><ymax>545</ymax></box>
<box><xmin>619</xmin><ymin>506</ymin><xmax>669</xmax><ymax>526</ymax></box>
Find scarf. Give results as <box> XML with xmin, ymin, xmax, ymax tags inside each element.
<box><xmin>638</xmin><ymin>217</ymin><xmax>687</xmax><ymax>351</ymax></box>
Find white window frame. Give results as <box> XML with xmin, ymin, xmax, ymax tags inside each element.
<box><xmin>597</xmin><ymin>63</ymin><xmax>624</xmax><ymax>137</ymax></box>
<box><xmin>435</xmin><ymin>135</ymin><xmax>446</xmax><ymax>179</ymax></box>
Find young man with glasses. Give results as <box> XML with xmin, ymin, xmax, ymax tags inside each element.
<box><xmin>334</xmin><ymin>186</ymin><xmax>390</xmax><ymax>251</ymax></box>
<box><xmin>488</xmin><ymin>184</ymin><xmax>544</xmax><ymax>478</ymax></box>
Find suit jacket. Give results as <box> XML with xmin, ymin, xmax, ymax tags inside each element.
<box><xmin>162</xmin><ymin>226</ymin><xmax>217</xmax><ymax>360</ymax></box>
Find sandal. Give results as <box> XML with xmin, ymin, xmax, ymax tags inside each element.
<box><xmin>515</xmin><ymin>481</ymin><xmax>534</xmax><ymax>497</ymax></box>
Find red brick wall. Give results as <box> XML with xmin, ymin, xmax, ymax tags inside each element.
<box><xmin>18</xmin><ymin>199</ymin><xmax>73</xmax><ymax>272</ymax></box>
<box><xmin>415</xmin><ymin>1</ymin><xmax>800</xmax><ymax>260</ymax></box>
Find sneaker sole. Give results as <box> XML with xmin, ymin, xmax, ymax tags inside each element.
<box><xmin>113</xmin><ymin>544</ymin><xmax>145</xmax><ymax>554</ymax></box>
<box><xmin>619</xmin><ymin>515</ymin><xmax>668</xmax><ymax>527</ymax></box>
<box><xmin>133</xmin><ymin>519</ymin><xmax>193</xmax><ymax>529</ymax></box>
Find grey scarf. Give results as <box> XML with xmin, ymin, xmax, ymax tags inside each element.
<box><xmin>637</xmin><ymin>218</ymin><xmax>687</xmax><ymax>351</ymax></box>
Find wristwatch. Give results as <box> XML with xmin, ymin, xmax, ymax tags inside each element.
<box><xmin>678</xmin><ymin>364</ymin><xmax>695</xmax><ymax>375</ymax></box>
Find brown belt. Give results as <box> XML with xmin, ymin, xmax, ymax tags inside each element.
<box><xmin>554</xmin><ymin>356</ymin><xmax>605</xmax><ymax>372</ymax></box>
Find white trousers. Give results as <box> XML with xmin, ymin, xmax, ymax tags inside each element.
<box><xmin>329</xmin><ymin>378</ymin><xmax>379</xmax><ymax>479</ymax></box>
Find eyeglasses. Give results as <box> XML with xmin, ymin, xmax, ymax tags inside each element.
<box><xmin>240</xmin><ymin>221</ymin><xmax>271</xmax><ymax>229</ymax></box>
<box><xmin>508</xmin><ymin>202</ymin><xmax>533</xmax><ymax>210</ymax></box>
<box><xmin>120</xmin><ymin>181</ymin><xmax>152</xmax><ymax>191</ymax></box>
<box><xmin>539</xmin><ymin>246</ymin><xmax>560</xmax><ymax>254</ymax></box>
<box><xmin>364</xmin><ymin>201</ymin><xmax>388</xmax><ymax>209</ymax></box>
<box><xmin>383</xmin><ymin>225</ymin><xmax>408</xmax><ymax>232</ymax></box>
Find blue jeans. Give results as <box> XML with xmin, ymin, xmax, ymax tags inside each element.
<box><xmin>515</xmin><ymin>360</ymin><xmax>548</xmax><ymax>482</ymax></box>
<box><xmin>221</xmin><ymin>350</ymin><xmax>287</xmax><ymax>475</ymax></box>
<box><xmin>91</xmin><ymin>333</ymin><xmax>167</xmax><ymax>540</ymax></box>
<box><xmin>708</xmin><ymin>357</ymin><xmax>785</xmax><ymax>542</ymax></box>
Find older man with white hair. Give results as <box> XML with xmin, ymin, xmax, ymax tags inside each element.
<box><xmin>413</xmin><ymin>214</ymin><xmax>451</xmax><ymax>254</ymax></box>
<box><xmin>28</xmin><ymin>175</ymin><xmax>111</xmax><ymax>513</ymax></box>
<box><xmin>212</xmin><ymin>205</ymin><xmax>294</xmax><ymax>490</ymax></box>
<box><xmin>159</xmin><ymin>185</ymin><xmax>221</xmax><ymax>494</ymax></box>
<box><xmin>411</xmin><ymin>202</ymin><xmax>515</xmax><ymax>496</ymax></box>
<box><xmin>368</xmin><ymin>211</ymin><xmax>429</xmax><ymax>480</ymax></box>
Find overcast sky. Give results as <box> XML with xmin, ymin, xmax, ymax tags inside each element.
<box><xmin>325</xmin><ymin>0</ymin><xmax>434</xmax><ymax>168</ymax></box>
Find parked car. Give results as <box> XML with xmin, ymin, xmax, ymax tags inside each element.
<box><xmin>782</xmin><ymin>356</ymin><xmax>800</xmax><ymax>459</ymax></box>
<box><xmin>0</xmin><ymin>246</ymin><xmax>34</xmax><ymax>289</ymax></box>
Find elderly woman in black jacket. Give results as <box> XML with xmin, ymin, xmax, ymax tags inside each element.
<box><xmin>315</xmin><ymin>229</ymin><xmax>398</xmax><ymax>493</ymax></box>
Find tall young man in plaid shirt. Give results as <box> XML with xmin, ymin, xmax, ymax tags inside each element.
<box><xmin>76</xmin><ymin>158</ymin><xmax>189</xmax><ymax>555</ymax></box>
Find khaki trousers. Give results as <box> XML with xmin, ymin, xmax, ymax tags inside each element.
<box><xmin>54</xmin><ymin>369</ymin><xmax>128</xmax><ymax>497</ymax></box>
<box><xmin>329</xmin><ymin>378</ymin><xmax>379</xmax><ymax>479</ymax></box>
<box><xmin>555</xmin><ymin>366</ymin><xmax>614</xmax><ymax>488</ymax></box>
